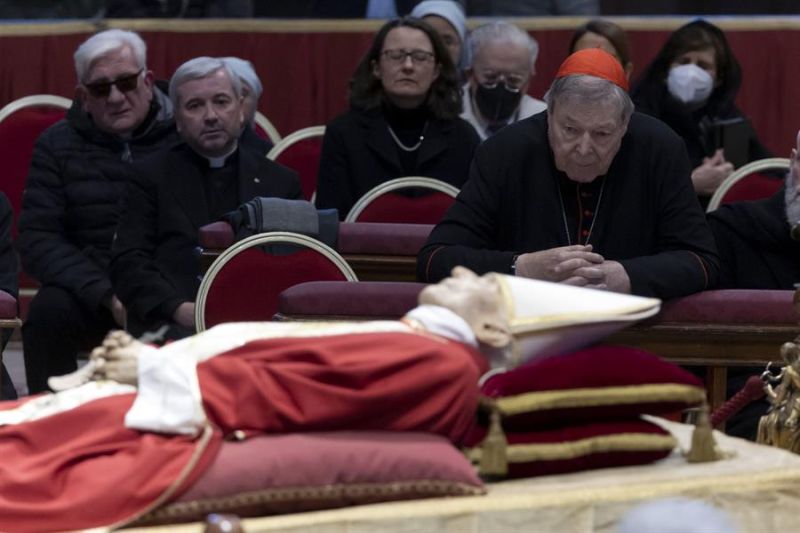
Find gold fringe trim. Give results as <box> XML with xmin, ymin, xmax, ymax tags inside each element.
<box><xmin>495</xmin><ymin>383</ymin><xmax>706</xmax><ymax>415</ymax></box>
<box><xmin>467</xmin><ymin>432</ymin><xmax>677</xmax><ymax>463</ymax></box>
<box><xmin>131</xmin><ymin>480</ymin><xmax>485</xmax><ymax>526</ymax></box>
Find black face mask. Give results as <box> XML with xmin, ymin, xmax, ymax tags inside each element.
<box><xmin>474</xmin><ymin>83</ymin><xmax>523</xmax><ymax>123</ymax></box>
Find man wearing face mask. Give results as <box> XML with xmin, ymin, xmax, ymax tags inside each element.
<box><xmin>460</xmin><ymin>21</ymin><xmax>546</xmax><ymax>140</ymax></box>
<box><xmin>632</xmin><ymin>19</ymin><xmax>771</xmax><ymax>202</ymax></box>
<box><xmin>419</xmin><ymin>48</ymin><xmax>718</xmax><ymax>301</ymax></box>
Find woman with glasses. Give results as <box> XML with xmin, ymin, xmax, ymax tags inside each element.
<box><xmin>315</xmin><ymin>16</ymin><xmax>480</xmax><ymax>219</ymax></box>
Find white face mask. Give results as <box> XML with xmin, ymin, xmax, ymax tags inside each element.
<box><xmin>666</xmin><ymin>63</ymin><xmax>714</xmax><ymax>105</ymax></box>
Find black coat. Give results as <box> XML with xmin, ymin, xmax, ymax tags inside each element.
<box><xmin>631</xmin><ymin>20</ymin><xmax>770</xmax><ymax>170</ymax></box>
<box><xmin>418</xmin><ymin>112</ymin><xmax>720</xmax><ymax>300</ymax></box>
<box><xmin>111</xmin><ymin>142</ymin><xmax>301</xmax><ymax>335</ymax></box>
<box><xmin>708</xmin><ymin>188</ymin><xmax>800</xmax><ymax>289</ymax></box>
<box><xmin>315</xmin><ymin>107</ymin><xmax>480</xmax><ymax>218</ymax></box>
<box><xmin>0</xmin><ymin>193</ymin><xmax>15</xmax><ymax>300</ymax></box>
<box><xmin>17</xmin><ymin>87</ymin><xmax>178</xmax><ymax>311</ymax></box>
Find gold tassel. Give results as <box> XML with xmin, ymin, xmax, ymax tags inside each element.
<box><xmin>479</xmin><ymin>407</ymin><xmax>509</xmax><ymax>477</ymax></box>
<box><xmin>686</xmin><ymin>403</ymin><xmax>722</xmax><ymax>463</ymax></box>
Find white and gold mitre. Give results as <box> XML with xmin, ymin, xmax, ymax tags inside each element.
<box><xmin>492</xmin><ymin>274</ymin><xmax>661</xmax><ymax>367</ymax></box>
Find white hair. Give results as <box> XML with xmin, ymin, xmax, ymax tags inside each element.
<box><xmin>74</xmin><ymin>29</ymin><xmax>147</xmax><ymax>83</ymax></box>
<box><xmin>222</xmin><ymin>57</ymin><xmax>262</xmax><ymax>99</ymax></box>
<box><xmin>544</xmin><ymin>75</ymin><xmax>634</xmax><ymax>125</ymax></box>
<box><xmin>168</xmin><ymin>56</ymin><xmax>242</xmax><ymax>108</ymax></box>
<box><xmin>468</xmin><ymin>21</ymin><xmax>539</xmax><ymax>69</ymax></box>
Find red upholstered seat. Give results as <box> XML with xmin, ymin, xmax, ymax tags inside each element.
<box><xmin>266</xmin><ymin>126</ymin><xmax>325</xmax><ymax>202</ymax></box>
<box><xmin>0</xmin><ymin>95</ymin><xmax>71</xmax><ymax>319</ymax></box>
<box><xmin>350</xmin><ymin>191</ymin><xmax>456</xmax><ymax>224</ymax></box>
<box><xmin>0</xmin><ymin>291</ymin><xmax>17</xmax><ymax>320</ymax></box>
<box><xmin>717</xmin><ymin>172</ymin><xmax>783</xmax><ymax>205</ymax></box>
<box><xmin>656</xmin><ymin>289</ymin><xmax>795</xmax><ymax>324</ymax></box>
<box><xmin>277</xmin><ymin>280</ymin><xmax>424</xmax><ymax>320</ymax></box>
<box><xmin>196</xmin><ymin>232</ymin><xmax>357</xmax><ymax>331</ymax></box>
<box><xmin>197</xmin><ymin>221</ymin><xmax>235</xmax><ymax>250</ymax></box>
<box><xmin>0</xmin><ymin>96</ymin><xmax>70</xmax><ymax>238</ymax></box>
<box><xmin>344</xmin><ymin>177</ymin><xmax>459</xmax><ymax>224</ymax></box>
<box><xmin>707</xmin><ymin>157</ymin><xmax>789</xmax><ymax>212</ymax></box>
<box><xmin>337</xmin><ymin>222</ymin><xmax>433</xmax><ymax>256</ymax></box>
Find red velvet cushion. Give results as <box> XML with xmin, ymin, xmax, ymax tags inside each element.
<box><xmin>0</xmin><ymin>290</ymin><xmax>16</xmax><ymax>319</ymax></box>
<box><xmin>133</xmin><ymin>431</ymin><xmax>484</xmax><ymax>526</ymax></box>
<box><xmin>278</xmin><ymin>280</ymin><xmax>424</xmax><ymax>319</ymax></box>
<box><xmin>274</xmin><ymin>137</ymin><xmax>323</xmax><ymax>201</ymax></box>
<box><xmin>338</xmin><ymin>222</ymin><xmax>433</xmax><ymax>256</ymax></box>
<box><xmin>197</xmin><ymin>221</ymin><xmax>235</xmax><ymax>250</ymax></box>
<box><xmin>656</xmin><ymin>289</ymin><xmax>795</xmax><ymax>324</ymax></box>
<box><xmin>353</xmin><ymin>191</ymin><xmax>455</xmax><ymax>224</ymax></box>
<box><xmin>479</xmin><ymin>345</ymin><xmax>705</xmax><ymax>431</ymax></box>
<box><xmin>204</xmin><ymin>246</ymin><xmax>352</xmax><ymax>327</ymax></box>
<box><xmin>464</xmin><ymin>419</ymin><xmax>676</xmax><ymax>478</ymax></box>
<box><xmin>720</xmin><ymin>172</ymin><xmax>783</xmax><ymax>205</ymax></box>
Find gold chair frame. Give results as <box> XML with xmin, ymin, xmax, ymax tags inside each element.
<box><xmin>265</xmin><ymin>125</ymin><xmax>325</xmax><ymax>161</ymax></box>
<box><xmin>253</xmin><ymin>111</ymin><xmax>282</xmax><ymax>145</ymax></box>
<box><xmin>0</xmin><ymin>94</ymin><xmax>71</xmax><ymax>123</ymax></box>
<box><xmin>706</xmin><ymin>157</ymin><xmax>790</xmax><ymax>212</ymax></box>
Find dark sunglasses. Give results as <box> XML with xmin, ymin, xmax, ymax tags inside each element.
<box><xmin>84</xmin><ymin>69</ymin><xmax>144</xmax><ymax>98</ymax></box>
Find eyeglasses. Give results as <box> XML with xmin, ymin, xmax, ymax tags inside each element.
<box><xmin>83</xmin><ymin>69</ymin><xmax>144</xmax><ymax>98</ymax></box>
<box><xmin>479</xmin><ymin>71</ymin><xmax>526</xmax><ymax>92</ymax></box>
<box><xmin>381</xmin><ymin>49</ymin><xmax>435</xmax><ymax>65</ymax></box>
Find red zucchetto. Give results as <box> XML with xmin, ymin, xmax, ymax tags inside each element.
<box><xmin>555</xmin><ymin>48</ymin><xmax>629</xmax><ymax>92</ymax></box>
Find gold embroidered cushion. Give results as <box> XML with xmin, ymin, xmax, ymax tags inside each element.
<box><xmin>478</xmin><ymin>345</ymin><xmax>706</xmax><ymax>433</ymax></box>
<box><xmin>464</xmin><ymin>418</ymin><xmax>676</xmax><ymax>478</ymax></box>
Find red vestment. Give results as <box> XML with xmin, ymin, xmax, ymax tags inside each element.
<box><xmin>0</xmin><ymin>330</ymin><xmax>485</xmax><ymax>532</ymax></box>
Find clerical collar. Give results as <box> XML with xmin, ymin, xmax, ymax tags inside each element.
<box><xmin>203</xmin><ymin>142</ymin><xmax>238</xmax><ymax>168</ymax></box>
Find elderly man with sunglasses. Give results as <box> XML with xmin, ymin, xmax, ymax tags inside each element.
<box><xmin>460</xmin><ymin>21</ymin><xmax>546</xmax><ymax>140</ymax></box>
<box><xmin>17</xmin><ymin>29</ymin><xmax>178</xmax><ymax>394</ymax></box>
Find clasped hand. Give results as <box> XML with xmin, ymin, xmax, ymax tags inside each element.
<box><xmin>88</xmin><ymin>330</ymin><xmax>142</xmax><ymax>386</ymax></box>
<box><xmin>514</xmin><ymin>244</ymin><xmax>631</xmax><ymax>292</ymax></box>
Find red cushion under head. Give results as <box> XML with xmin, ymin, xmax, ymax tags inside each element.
<box><xmin>464</xmin><ymin>418</ymin><xmax>676</xmax><ymax>478</ymax></box>
<box><xmin>354</xmin><ymin>190</ymin><xmax>455</xmax><ymax>224</ymax></box>
<box><xmin>133</xmin><ymin>431</ymin><xmax>484</xmax><ymax>526</ymax></box>
<box><xmin>481</xmin><ymin>345</ymin><xmax>705</xmax><ymax>431</ymax></box>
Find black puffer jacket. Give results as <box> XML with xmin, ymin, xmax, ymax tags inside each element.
<box><xmin>17</xmin><ymin>85</ymin><xmax>178</xmax><ymax>311</ymax></box>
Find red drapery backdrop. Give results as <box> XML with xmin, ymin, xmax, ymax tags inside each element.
<box><xmin>0</xmin><ymin>17</ymin><xmax>797</xmax><ymax>156</ymax></box>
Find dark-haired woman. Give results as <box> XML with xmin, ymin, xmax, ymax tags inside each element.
<box><xmin>315</xmin><ymin>17</ymin><xmax>480</xmax><ymax>218</ymax></box>
<box><xmin>632</xmin><ymin>19</ymin><xmax>770</xmax><ymax>202</ymax></box>
<box><xmin>569</xmin><ymin>19</ymin><xmax>633</xmax><ymax>80</ymax></box>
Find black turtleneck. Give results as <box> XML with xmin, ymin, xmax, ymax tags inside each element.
<box><xmin>382</xmin><ymin>99</ymin><xmax>430</xmax><ymax>175</ymax></box>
